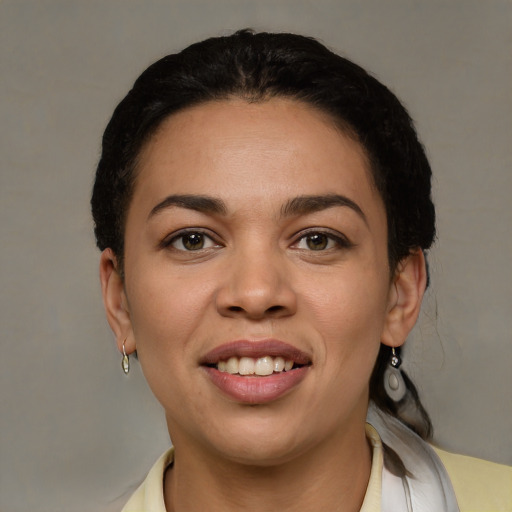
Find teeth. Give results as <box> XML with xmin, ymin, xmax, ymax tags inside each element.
<box><xmin>239</xmin><ymin>357</ymin><xmax>255</xmax><ymax>375</ymax></box>
<box><xmin>216</xmin><ymin>355</ymin><xmax>296</xmax><ymax>375</ymax></box>
<box><xmin>273</xmin><ymin>356</ymin><xmax>285</xmax><ymax>372</ymax></box>
<box><xmin>226</xmin><ymin>356</ymin><xmax>238</xmax><ymax>374</ymax></box>
<box><xmin>255</xmin><ymin>356</ymin><xmax>274</xmax><ymax>376</ymax></box>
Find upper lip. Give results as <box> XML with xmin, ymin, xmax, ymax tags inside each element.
<box><xmin>200</xmin><ymin>339</ymin><xmax>312</xmax><ymax>366</ymax></box>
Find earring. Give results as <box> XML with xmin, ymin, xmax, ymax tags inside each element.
<box><xmin>383</xmin><ymin>347</ymin><xmax>406</xmax><ymax>402</ymax></box>
<box><xmin>121</xmin><ymin>339</ymin><xmax>130</xmax><ymax>375</ymax></box>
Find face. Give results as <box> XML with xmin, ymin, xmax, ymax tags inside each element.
<box><xmin>106</xmin><ymin>98</ymin><xmax>404</xmax><ymax>465</ymax></box>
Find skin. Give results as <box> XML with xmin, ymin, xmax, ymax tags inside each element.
<box><xmin>100</xmin><ymin>98</ymin><xmax>427</xmax><ymax>512</ymax></box>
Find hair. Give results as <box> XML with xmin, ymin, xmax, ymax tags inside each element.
<box><xmin>92</xmin><ymin>29</ymin><xmax>435</xmax><ymax>439</ymax></box>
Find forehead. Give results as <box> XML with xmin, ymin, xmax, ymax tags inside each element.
<box><xmin>134</xmin><ymin>98</ymin><xmax>378</xmax><ymax>205</ymax></box>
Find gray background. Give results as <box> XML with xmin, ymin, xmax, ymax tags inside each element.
<box><xmin>1</xmin><ymin>1</ymin><xmax>511</xmax><ymax>511</ymax></box>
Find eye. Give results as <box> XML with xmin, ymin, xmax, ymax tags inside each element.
<box><xmin>167</xmin><ymin>231</ymin><xmax>218</xmax><ymax>251</ymax></box>
<box><xmin>294</xmin><ymin>231</ymin><xmax>350</xmax><ymax>251</ymax></box>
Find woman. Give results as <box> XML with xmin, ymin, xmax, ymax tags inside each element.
<box><xmin>91</xmin><ymin>30</ymin><xmax>510</xmax><ymax>512</ymax></box>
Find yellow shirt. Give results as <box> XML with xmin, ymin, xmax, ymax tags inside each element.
<box><xmin>122</xmin><ymin>427</ymin><xmax>511</xmax><ymax>512</ymax></box>
<box><xmin>434</xmin><ymin>447</ymin><xmax>512</xmax><ymax>512</ymax></box>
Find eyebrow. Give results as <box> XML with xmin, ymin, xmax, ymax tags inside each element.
<box><xmin>148</xmin><ymin>194</ymin><xmax>228</xmax><ymax>219</ymax></box>
<box><xmin>148</xmin><ymin>193</ymin><xmax>367</xmax><ymax>224</ymax></box>
<box><xmin>281</xmin><ymin>194</ymin><xmax>367</xmax><ymax>224</ymax></box>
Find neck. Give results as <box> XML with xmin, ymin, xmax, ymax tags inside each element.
<box><xmin>164</xmin><ymin>423</ymin><xmax>372</xmax><ymax>512</ymax></box>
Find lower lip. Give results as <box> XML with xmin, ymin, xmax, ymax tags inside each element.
<box><xmin>203</xmin><ymin>366</ymin><xmax>310</xmax><ymax>404</ymax></box>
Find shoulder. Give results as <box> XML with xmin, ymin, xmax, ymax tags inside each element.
<box><xmin>433</xmin><ymin>446</ymin><xmax>512</xmax><ymax>512</ymax></box>
<box><xmin>121</xmin><ymin>448</ymin><xmax>174</xmax><ymax>512</ymax></box>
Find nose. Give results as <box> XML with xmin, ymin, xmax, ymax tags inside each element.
<box><xmin>215</xmin><ymin>247</ymin><xmax>297</xmax><ymax>320</ymax></box>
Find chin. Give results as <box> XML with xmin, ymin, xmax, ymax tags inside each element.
<box><xmin>198</xmin><ymin>410</ymin><xmax>319</xmax><ymax>466</ymax></box>
<box><xmin>215</xmin><ymin>436</ymin><xmax>310</xmax><ymax>467</ymax></box>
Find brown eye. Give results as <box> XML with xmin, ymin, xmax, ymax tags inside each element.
<box><xmin>294</xmin><ymin>231</ymin><xmax>351</xmax><ymax>252</ymax></box>
<box><xmin>170</xmin><ymin>232</ymin><xmax>216</xmax><ymax>251</ymax></box>
<box><xmin>182</xmin><ymin>233</ymin><xmax>205</xmax><ymax>250</ymax></box>
<box><xmin>305</xmin><ymin>233</ymin><xmax>329</xmax><ymax>250</ymax></box>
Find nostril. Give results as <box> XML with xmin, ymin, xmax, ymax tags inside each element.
<box><xmin>226</xmin><ymin>304</ymin><xmax>285</xmax><ymax>315</ymax></box>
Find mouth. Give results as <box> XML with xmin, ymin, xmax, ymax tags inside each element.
<box><xmin>200</xmin><ymin>340</ymin><xmax>312</xmax><ymax>404</ymax></box>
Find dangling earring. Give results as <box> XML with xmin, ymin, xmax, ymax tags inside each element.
<box><xmin>383</xmin><ymin>347</ymin><xmax>406</xmax><ymax>402</ymax></box>
<box><xmin>121</xmin><ymin>339</ymin><xmax>130</xmax><ymax>375</ymax></box>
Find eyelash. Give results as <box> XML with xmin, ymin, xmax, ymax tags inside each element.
<box><xmin>161</xmin><ymin>229</ymin><xmax>221</xmax><ymax>252</ymax></box>
<box><xmin>161</xmin><ymin>228</ymin><xmax>352</xmax><ymax>253</ymax></box>
<box><xmin>292</xmin><ymin>229</ymin><xmax>353</xmax><ymax>252</ymax></box>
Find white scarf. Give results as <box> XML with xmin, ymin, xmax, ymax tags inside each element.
<box><xmin>367</xmin><ymin>403</ymin><xmax>460</xmax><ymax>512</ymax></box>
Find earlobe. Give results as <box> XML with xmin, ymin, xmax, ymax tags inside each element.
<box><xmin>381</xmin><ymin>250</ymin><xmax>427</xmax><ymax>348</ymax></box>
<box><xmin>99</xmin><ymin>249</ymin><xmax>135</xmax><ymax>354</ymax></box>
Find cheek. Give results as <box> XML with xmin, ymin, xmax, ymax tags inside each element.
<box><xmin>306</xmin><ymin>268</ymin><xmax>389</xmax><ymax>325</ymax></box>
<box><xmin>301</xmin><ymin>266</ymin><xmax>389</xmax><ymax>362</ymax></box>
<box><xmin>125</xmin><ymin>274</ymin><xmax>213</xmax><ymax>413</ymax></box>
<box><xmin>126</xmin><ymin>269</ymin><xmax>214</xmax><ymax>357</ymax></box>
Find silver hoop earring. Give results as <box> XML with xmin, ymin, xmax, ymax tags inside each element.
<box><xmin>121</xmin><ymin>340</ymin><xmax>130</xmax><ymax>375</ymax></box>
<box><xmin>383</xmin><ymin>347</ymin><xmax>406</xmax><ymax>402</ymax></box>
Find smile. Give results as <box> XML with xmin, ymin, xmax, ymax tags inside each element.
<box><xmin>200</xmin><ymin>340</ymin><xmax>311</xmax><ymax>404</ymax></box>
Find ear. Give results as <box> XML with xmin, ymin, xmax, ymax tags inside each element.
<box><xmin>99</xmin><ymin>249</ymin><xmax>135</xmax><ymax>355</ymax></box>
<box><xmin>381</xmin><ymin>249</ymin><xmax>427</xmax><ymax>348</ymax></box>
